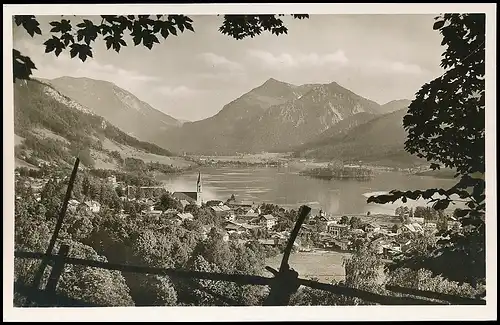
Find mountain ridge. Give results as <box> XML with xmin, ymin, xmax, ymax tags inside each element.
<box><xmin>160</xmin><ymin>78</ymin><xmax>391</xmax><ymax>154</ymax></box>
<box><xmin>39</xmin><ymin>76</ymin><xmax>181</xmax><ymax>147</ymax></box>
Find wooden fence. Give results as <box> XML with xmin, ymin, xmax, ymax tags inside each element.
<box><xmin>13</xmin><ymin>158</ymin><xmax>486</xmax><ymax>307</ymax></box>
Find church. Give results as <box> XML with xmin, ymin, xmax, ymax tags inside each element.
<box><xmin>172</xmin><ymin>172</ymin><xmax>203</xmax><ymax>207</ymax></box>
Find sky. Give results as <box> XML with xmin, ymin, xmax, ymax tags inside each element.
<box><xmin>13</xmin><ymin>14</ymin><xmax>445</xmax><ymax>121</ymax></box>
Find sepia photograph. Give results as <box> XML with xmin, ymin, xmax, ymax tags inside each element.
<box><xmin>3</xmin><ymin>3</ymin><xmax>497</xmax><ymax>322</ymax></box>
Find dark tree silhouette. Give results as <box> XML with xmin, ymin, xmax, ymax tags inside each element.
<box><xmin>368</xmin><ymin>13</ymin><xmax>486</xmax><ymax>286</ymax></box>
<box><xmin>12</xmin><ymin>14</ymin><xmax>309</xmax><ymax>82</ymax></box>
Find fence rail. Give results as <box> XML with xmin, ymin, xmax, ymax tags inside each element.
<box><xmin>13</xmin><ymin>158</ymin><xmax>487</xmax><ymax>307</ymax></box>
<box><xmin>14</xmin><ymin>249</ymin><xmax>485</xmax><ymax>306</ymax></box>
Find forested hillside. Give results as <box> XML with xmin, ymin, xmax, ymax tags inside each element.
<box><xmin>14</xmin><ymin>79</ymin><xmax>175</xmax><ymax>169</ymax></box>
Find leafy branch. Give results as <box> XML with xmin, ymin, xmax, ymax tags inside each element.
<box><xmin>368</xmin><ymin>13</ymin><xmax>486</xmax><ymax>285</ymax></box>
<box><xmin>12</xmin><ymin>14</ymin><xmax>309</xmax><ymax>82</ymax></box>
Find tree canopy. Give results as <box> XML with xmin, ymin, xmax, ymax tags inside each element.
<box><xmin>368</xmin><ymin>13</ymin><xmax>486</xmax><ymax>285</ymax></box>
<box><xmin>12</xmin><ymin>14</ymin><xmax>309</xmax><ymax>82</ymax></box>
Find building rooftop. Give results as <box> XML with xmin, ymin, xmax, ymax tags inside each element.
<box><xmin>173</xmin><ymin>192</ymin><xmax>198</xmax><ymax>202</ymax></box>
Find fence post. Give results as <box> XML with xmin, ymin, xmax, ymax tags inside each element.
<box><xmin>45</xmin><ymin>244</ymin><xmax>70</xmax><ymax>293</ymax></box>
<box><xmin>31</xmin><ymin>158</ymin><xmax>79</xmax><ymax>291</ymax></box>
<box><xmin>263</xmin><ymin>205</ymin><xmax>311</xmax><ymax>306</ymax></box>
<box><xmin>43</xmin><ymin>244</ymin><xmax>70</xmax><ymax>307</ymax></box>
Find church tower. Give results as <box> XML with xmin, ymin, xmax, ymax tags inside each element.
<box><xmin>196</xmin><ymin>171</ymin><xmax>202</xmax><ymax>206</ymax></box>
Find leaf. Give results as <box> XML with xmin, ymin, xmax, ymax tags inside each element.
<box><xmin>13</xmin><ymin>49</ymin><xmax>37</xmax><ymax>82</ymax></box>
<box><xmin>168</xmin><ymin>25</ymin><xmax>177</xmax><ymax>36</ymax></box>
<box><xmin>61</xmin><ymin>33</ymin><xmax>75</xmax><ymax>46</ymax></box>
<box><xmin>160</xmin><ymin>27</ymin><xmax>169</xmax><ymax>39</ymax></box>
<box><xmin>432</xmin><ymin>199</ymin><xmax>450</xmax><ymax>211</ymax></box>
<box><xmin>430</xmin><ymin>163</ymin><xmax>441</xmax><ymax>170</ymax></box>
<box><xmin>133</xmin><ymin>36</ymin><xmax>141</xmax><ymax>46</ymax></box>
<box><xmin>433</xmin><ymin>20</ymin><xmax>445</xmax><ymax>30</ymax></box>
<box><xmin>15</xmin><ymin>16</ymin><xmax>42</xmax><ymax>38</ymax></box>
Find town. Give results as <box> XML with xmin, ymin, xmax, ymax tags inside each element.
<box><xmin>15</xmin><ymin>167</ymin><xmax>462</xmax><ymax>264</ymax></box>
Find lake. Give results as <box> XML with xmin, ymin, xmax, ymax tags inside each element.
<box><xmin>156</xmin><ymin>166</ymin><xmax>463</xmax><ymax>215</ymax></box>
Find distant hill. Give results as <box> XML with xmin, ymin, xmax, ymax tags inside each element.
<box><xmin>13</xmin><ymin>79</ymin><xmax>193</xmax><ymax>170</ymax></box>
<box><xmin>380</xmin><ymin>99</ymin><xmax>413</xmax><ymax>114</ymax></box>
<box><xmin>161</xmin><ymin>79</ymin><xmax>386</xmax><ymax>154</ymax></box>
<box><xmin>293</xmin><ymin>112</ymin><xmax>378</xmax><ymax>152</ymax></box>
<box><xmin>40</xmin><ymin>76</ymin><xmax>181</xmax><ymax>146</ymax></box>
<box><xmin>294</xmin><ymin>108</ymin><xmax>427</xmax><ymax>168</ymax></box>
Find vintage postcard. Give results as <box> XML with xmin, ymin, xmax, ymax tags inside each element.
<box><xmin>3</xmin><ymin>3</ymin><xmax>497</xmax><ymax>322</ymax></box>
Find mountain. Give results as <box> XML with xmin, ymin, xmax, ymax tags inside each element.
<box><xmin>380</xmin><ymin>99</ymin><xmax>412</xmax><ymax>114</ymax></box>
<box><xmin>40</xmin><ymin>76</ymin><xmax>181</xmax><ymax>146</ymax></box>
<box><xmin>161</xmin><ymin>79</ymin><xmax>383</xmax><ymax>154</ymax></box>
<box><xmin>161</xmin><ymin>78</ymin><xmax>317</xmax><ymax>154</ymax></box>
<box><xmin>237</xmin><ymin>82</ymin><xmax>382</xmax><ymax>152</ymax></box>
<box><xmin>13</xmin><ymin>79</ymin><xmax>191</xmax><ymax>170</ymax></box>
<box><xmin>294</xmin><ymin>108</ymin><xmax>427</xmax><ymax>167</ymax></box>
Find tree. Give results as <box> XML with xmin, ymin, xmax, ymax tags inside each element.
<box><xmin>55</xmin><ymin>240</ymin><xmax>135</xmax><ymax>306</ymax></box>
<box><xmin>349</xmin><ymin>217</ymin><xmax>362</xmax><ymax>229</ymax></box>
<box><xmin>12</xmin><ymin>14</ymin><xmax>309</xmax><ymax>82</ymax></box>
<box><xmin>339</xmin><ymin>216</ymin><xmax>350</xmax><ymax>225</ymax></box>
<box><xmin>368</xmin><ymin>14</ymin><xmax>485</xmax><ymax>286</ymax></box>
<box><xmin>395</xmin><ymin>206</ymin><xmax>410</xmax><ymax>224</ymax></box>
<box><xmin>417</xmin><ymin>206</ymin><xmax>438</xmax><ymax>223</ymax></box>
<box><xmin>156</xmin><ymin>194</ymin><xmax>183</xmax><ymax>212</ymax></box>
<box><xmin>386</xmin><ymin>268</ymin><xmax>485</xmax><ymax>300</ymax></box>
<box><xmin>436</xmin><ymin>210</ymin><xmax>449</xmax><ymax>233</ymax></box>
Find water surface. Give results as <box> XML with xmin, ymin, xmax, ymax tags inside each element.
<box><xmin>157</xmin><ymin>166</ymin><xmax>462</xmax><ymax>215</ymax></box>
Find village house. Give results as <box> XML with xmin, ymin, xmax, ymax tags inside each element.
<box><xmin>241</xmin><ymin>209</ymin><xmax>260</xmax><ymax>221</ymax></box>
<box><xmin>210</xmin><ymin>204</ymin><xmax>234</xmax><ymax>220</ymax></box>
<box><xmin>107</xmin><ymin>175</ymin><xmax>117</xmax><ymax>188</ymax></box>
<box><xmin>226</xmin><ymin>198</ymin><xmax>254</xmax><ymax>210</ymax></box>
<box><xmin>349</xmin><ymin>228</ymin><xmax>366</xmax><ymax>237</ymax></box>
<box><xmin>257</xmin><ymin>239</ymin><xmax>277</xmax><ymax>247</ymax></box>
<box><xmin>424</xmin><ymin>222</ymin><xmax>438</xmax><ymax>233</ymax></box>
<box><xmin>163</xmin><ymin>208</ymin><xmax>180</xmax><ymax>216</ymax></box>
<box><xmin>67</xmin><ymin>199</ymin><xmax>80</xmax><ymax>213</ymax></box>
<box><xmin>143</xmin><ymin>209</ymin><xmax>163</xmax><ymax>218</ymax></box>
<box><xmin>363</xmin><ymin>223</ymin><xmax>380</xmax><ymax>233</ymax></box>
<box><xmin>326</xmin><ymin>223</ymin><xmax>348</xmax><ymax>238</ymax></box>
<box><xmin>398</xmin><ymin>223</ymin><xmax>424</xmax><ymax>235</ymax></box>
<box><xmin>84</xmin><ymin>200</ymin><xmax>101</xmax><ymax>213</ymax></box>
<box><xmin>224</xmin><ymin>221</ymin><xmax>246</xmax><ymax>234</ymax></box>
<box><xmin>206</xmin><ymin>200</ymin><xmax>224</xmax><ymax>207</ymax></box>
<box><xmin>332</xmin><ymin>238</ymin><xmax>350</xmax><ymax>251</ymax></box>
<box><xmin>179</xmin><ymin>199</ymin><xmax>191</xmax><ymax>209</ymax></box>
<box><xmin>411</xmin><ymin>217</ymin><xmax>425</xmax><ymax>224</ymax></box>
<box><xmin>200</xmin><ymin>225</ymin><xmax>212</xmax><ymax>240</ymax></box>
<box><xmin>258</xmin><ymin>214</ymin><xmax>277</xmax><ymax>230</ymax></box>
<box><xmin>448</xmin><ymin>216</ymin><xmax>462</xmax><ymax>230</ymax></box>
<box><xmin>173</xmin><ymin>212</ymin><xmax>194</xmax><ymax>224</ymax></box>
